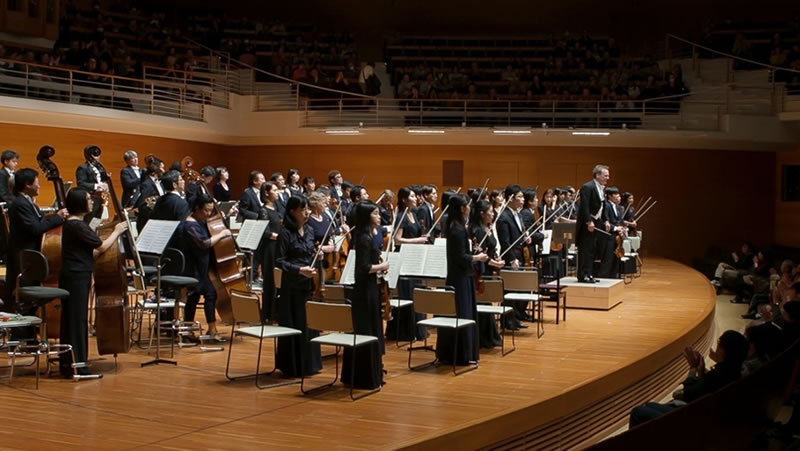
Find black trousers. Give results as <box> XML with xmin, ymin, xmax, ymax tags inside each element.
<box><xmin>598</xmin><ymin>235</ymin><xmax>618</xmax><ymax>278</ymax></box>
<box><xmin>577</xmin><ymin>228</ymin><xmax>598</xmax><ymax>280</ymax></box>
<box><xmin>59</xmin><ymin>270</ymin><xmax>92</xmax><ymax>373</ymax></box>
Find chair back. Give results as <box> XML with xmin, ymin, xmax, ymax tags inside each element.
<box><xmin>323</xmin><ymin>284</ymin><xmax>347</xmax><ymax>302</ymax></box>
<box><xmin>413</xmin><ymin>288</ymin><xmax>456</xmax><ymax>316</ymax></box>
<box><xmin>230</xmin><ymin>289</ymin><xmax>262</xmax><ymax>325</ymax></box>
<box><xmin>476</xmin><ymin>278</ymin><xmax>504</xmax><ymax>304</ymax></box>
<box><xmin>500</xmin><ymin>269</ymin><xmax>539</xmax><ymax>292</ymax></box>
<box><xmin>162</xmin><ymin>247</ymin><xmax>185</xmax><ymax>276</ymax></box>
<box><xmin>306</xmin><ymin>301</ymin><xmax>353</xmax><ymax>333</ymax></box>
<box><xmin>20</xmin><ymin>250</ymin><xmax>49</xmax><ymax>284</ymax></box>
<box><xmin>273</xmin><ymin>267</ymin><xmax>282</xmax><ymax>289</ymax></box>
<box><xmin>422</xmin><ymin>278</ymin><xmax>446</xmax><ymax>289</ymax></box>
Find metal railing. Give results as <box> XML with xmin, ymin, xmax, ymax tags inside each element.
<box><xmin>142</xmin><ymin>64</ymin><xmax>230</xmax><ymax>108</ymax></box>
<box><xmin>0</xmin><ymin>58</ymin><xmax>209</xmax><ymax>121</ymax></box>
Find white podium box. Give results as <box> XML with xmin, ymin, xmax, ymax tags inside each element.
<box><xmin>546</xmin><ymin>277</ymin><xmax>625</xmax><ymax>310</ymax></box>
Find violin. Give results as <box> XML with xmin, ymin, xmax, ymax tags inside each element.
<box><xmin>472</xmin><ymin>236</ymin><xmax>487</xmax><ymax>295</ymax></box>
<box><xmin>378</xmin><ymin>254</ymin><xmax>393</xmax><ymax>321</ymax></box>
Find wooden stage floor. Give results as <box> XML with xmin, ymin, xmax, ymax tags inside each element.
<box><xmin>0</xmin><ymin>258</ymin><xmax>715</xmax><ymax>450</ymax></box>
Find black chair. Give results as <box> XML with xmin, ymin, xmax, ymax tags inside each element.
<box><xmin>148</xmin><ymin>248</ymin><xmax>201</xmax><ymax>355</ymax></box>
<box><xmin>13</xmin><ymin>250</ymin><xmax>76</xmax><ymax>387</ymax></box>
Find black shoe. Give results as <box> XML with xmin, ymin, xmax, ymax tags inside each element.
<box><xmin>741</xmin><ymin>313</ymin><xmax>757</xmax><ymax>319</ymax></box>
<box><xmin>593</xmin><ymin>278</ymin><xmax>601</xmax><ymax>283</ymax></box>
<box><xmin>520</xmin><ymin>314</ymin><xmax>534</xmax><ymax>322</ymax></box>
<box><xmin>577</xmin><ymin>278</ymin><xmax>593</xmax><ymax>283</ymax></box>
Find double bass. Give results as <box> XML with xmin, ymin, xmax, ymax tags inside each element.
<box><xmin>87</xmin><ymin>147</ymin><xmax>131</xmax><ymax>356</ymax></box>
<box><xmin>35</xmin><ymin>146</ymin><xmax>67</xmax><ymax>339</ymax></box>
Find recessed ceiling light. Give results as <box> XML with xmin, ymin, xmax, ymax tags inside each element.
<box><xmin>325</xmin><ymin>129</ymin><xmax>361</xmax><ymax>135</ymax></box>
<box><xmin>571</xmin><ymin>131</ymin><xmax>610</xmax><ymax>136</ymax></box>
<box><xmin>407</xmin><ymin>129</ymin><xmax>445</xmax><ymax>134</ymax></box>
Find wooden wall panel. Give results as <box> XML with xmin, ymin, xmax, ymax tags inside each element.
<box><xmin>224</xmin><ymin>144</ymin><xmax>776</xmax><ymax>264</ymax></box>
<box><xmin>776</xmin><ymin>146</ymin><xmax>800</xmax><ymax>248</ymax></box>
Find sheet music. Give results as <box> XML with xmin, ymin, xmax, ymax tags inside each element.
<box><xmin>236</xmin><ymin>219</ymin><xmax>269</xmax><ymax>250</ymax></box>
<box><xmin>382</xmin><ymin>251</ymin><xmax>402</xmax><ymax>289</ymax></box>
<box><xmin>422</xmin><ymin>245</ymin><xmax>448</xmax><ymax>279</ymax></box>
<box><xmin>434</xmin><ymin>238</ymin><xmax>447</xmax><ymax>246</ymax></box>
<box><xmin>339</xmin><ymin>250</ymin><xmax>356</xmax><ymax>285</ymax></box>
<box><xmin>136</xmin><ymin>220</ymin><xmax>179</xmax><ymax>255</ymax></box>
<box><xmin>541</xmin><ymin>230</ymin><xmax>553</xmax><ymax>256</ymax></box>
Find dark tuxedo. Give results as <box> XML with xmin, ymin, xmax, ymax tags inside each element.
<box><xmin>75</xmin><ymin>162</ymin><xmax>104</xmax><ymax>221</ymax></box>
<box><xmin>135</xmin><ymin>176</ymin><xmax>160</xmax><ymax>233</ymax></box>
<box><xmin>519</xmin><ymin>207</ymin><xmax>545</xmax><ymax>264</ymax></box>
<box><xmin>329</xmin><ymin>184</ymin><xmax>343</xmax><ymax>203</ymax></box>
<box><xmin>185</xmin><ymin>181</ymin><xmax>207</xmax><ymax>210</ymax></box>
<box><xmin>576</xmin><ymin>180</ymin><xmax>605</xmax><ymax>281</ymax></box>
<box><xmin>415</xmin><ymin>202</ymin><xmax>439</xmax><ymax>242</ymax></box>
<box><xmin>120</xmin><ymin>166</ymin><xmax>143</xmax><ymax>207</ymax></box>
<box><xmin>150</xmin><ymin>192</ymin><xmax>190</xmax><ymax>249</ymax></box>
<box><xmin>599</xmin><ymin>201</ymin><xmax>623</xmax><ymax>278</ymax></box>
<box><xmin>237</xmin><ymin>187</ymin><xmax>262</xmax><ymax>221</ymax></box>
<box><xmin>275</xmin><ymin>190</ymin><xmax>289</xmax><ymax>217</ymax></box>
<box><xmin>0</xmin><ymin>168</ymin><xmax>13</xmax><ymax>204</ymax></box>
<box><xmin>496</xmin><ymin>208</ymin><xmax>525</xmax><ymax>266</ymax></box>
<box><xmin>4</xmin><ymin>194</ymin><xmax>64</xmax><ymax>311</ymax></box>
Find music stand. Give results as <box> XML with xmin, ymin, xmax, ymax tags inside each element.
<box><xmin>552</xmin><ymin>222</ymin><xmax>577</xmax><ymax>277</ymax></box>
<box><xmin>236</xmin><ymin>220</ymin><xmax>269</xmax><ymax>290</ymax></box>
<box><xmin>137</xmin><ymin>220</ymin><xmax>180</xmax><ymax>367</ymax></box>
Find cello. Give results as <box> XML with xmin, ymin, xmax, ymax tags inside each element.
<box><xmin>87</xmin><ymin>147</ymin><xmax>131</xmax><ymax>356</ymax></box>
<box><xmin>35</xmin><ymin>146</ymin><xmax>67</xmax><ymax>339</ymax></box>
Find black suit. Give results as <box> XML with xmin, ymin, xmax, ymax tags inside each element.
<box><xmin>150</xmin><ymin>192</ymin><xmax>190</xmax><ymax>249</ymax></box>
<box><xmin>185</xmin><ymin>181</ymin><xmax>205</xmax><ymax>209</ymax></box>
<box><xmin>416</xmin><ymin>203</ymin><xmax>439</xmax><ymax>242</ymax></box>
<box><xmin>599</xmin><ymin>201</ymin><xmax>623</xmax><ymax>278</ymax></box>
<box><xmin>496</xmin><ymin>208</ymin><xmax>529</xmax><ymax>324</ymax></box>
<box><xmin>576</xmin><ymin>180</ymin><xmax>605</xmax><ymax>281</ymax></box>
<box><xmin>237</xmin><ymin>188</ymin><xmax>262</xmax><ymax>221</ymax></box>
<box><xmin>120</xmin><ymin>166</ymin><xmax>142</xmax><ymax>208</ymax></box>
<box><xmin>135</xmin><ymin>176</ymin><xmax>159</xmax><ymax>233</ymax></box>
<box><xmin>0</xmin><ymin>169</ymin><xmax>13</xmax><ymax>204</ymax></box>
<box><xmin>75</xmin><ymin>162</ymin><xmax>103</xmax><ymax>221</ymax></box>
<box><xmin>4</xmin><ymin>194</ymin><xmax>64</xmax><ymax>311</ymax></box>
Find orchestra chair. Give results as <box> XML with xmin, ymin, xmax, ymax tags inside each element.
<box><xmin>408</xmin><ymin>287</ymin><xmax>478</xmax><ymax>376</ymax></box>
<box><xmin>225</xmin><ymin>289</ymin><xmax>302</xmax><ymax>389</ymax></box>
<box><xmin>322</xmin><ymin>284</ymin><xmax>349</xmax><ymax>304</ymax></box>
<box><xmin>537</xmin><ymin>267</ymin><xmax>568</xmax><ymax>325</ymax></box>
<box><xmin>500</xmin><ymin>269</ymin><xmax>544</xmax><ymax>338</ymax></box>
<box><xmin>389</xmin><ymin>276</ymin><xmax>418</xmax><ymax>349</ymax></box>
<box><xmin>13</xmin><ymin>250</ymin><xmax>75</xmax><ymax>387</ymax></box>
<box><xmin>619</xmin><ymin>239</ymin><xmax>637</xmax><ymax>285</ymax></box>
<box><xmin>475</xmin><ymin>277</ymin><xmax>515</xmax><ymax>356</ymax></box>
<box><xmin>127</xmin><ymin>262</ymin><xmax>158</xmax><ymax>346</ymax></box>
<box><xmin>149</xmin><ymin>248</ymin><xmax>207</xmax><ymax>356</ymax></box>
<box><xmin>302</xmin><ymin>301</ymin><xmax>381</xmax><ymax>400</ymax></box>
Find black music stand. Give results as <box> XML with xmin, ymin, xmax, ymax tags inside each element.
<box><xmin>552</xmin><ymin>222</ymin><xmax>576</xmax><ymax>277</ymax></box>
<box><xmin>137</xmin><ymin>220</ymin><xmax>180</xmax><ymax>367</ymax></box>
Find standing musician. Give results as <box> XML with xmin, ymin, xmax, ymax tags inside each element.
<box><xmin>238</xmin><ymin>170</ymin><xmax>265</xmax><ymax>221</ymax></box>
<box><xmin>258</xmin><ymin>181</ymin><xmax>283</xmax><ymax>322</ymax></box>
<box><xmin>306</xmin><ymin>192</ymin><xmax>337</xmax><ymax>281</ymax></box>
<box><xmin>328</xmin><ymin>169</ymin><xmax>344</xmax><ymax>203</ymax></box>
<box><xmin>275</xmin><ymin>195</ymin><xmax>322</xmax><ymax>377</ymax></box>
<box><xmin>340</xmin><ymin>201</ymin><xmax>388</xmax><ymax>389</ymax></box>
<box><xmin>301</xmin><ymin>176</ymin><xmax>316</xmax><ymax>195</ymax></box>
<box><xmin>345</xmin><ymin>184</ymin><xmax>368</xmax><ymax>227</ymax></box>
<box><xmin>489</xmin><ymin>189</ymin><xmax>505</xmax><ymax>220</ymax></box>
<box><xmin>286</xmin><ymin>168</ymin><xmax>303</xmax><ymax>197</ymax></box>
<box><xmin>213</xmin><ymin>167</ymin><xmax>232</xmax><ymax>202</ymax></box>
<box><xmin>576</xmin><ymin>164</ymin><xmax>610</xmax><ymax>283</ymax></box>
<box><xmin>378</xmin><ymin>189</ymin><xmax>395</xmax><ymax>226</ymax></box>
<box><xmin>150</xmin><ymin>170</ymin><xmax>189</xmax><ymax>248</ymax></box>
<box><xmin>435</xmin><ymin>194</ymin><xmax>489</xmax><ymax>365</ymax></box>
<box><xmin>470</xmin><ymin>200</ymin><xmax>505</xmax><ymax>348</ymax></box>
<box><xmin>621</xmin><ymin>192</ymin><xmax>638</xmax><ymax>235</ymax></box>
<box><xmin>270</xmin><ymin>172</ymin><xmax>290</xmax><ymax>214</ymax></box>
<box><xmin>4</xmin><ymin>168</ymin><xmax>67</xmax><ymax>312</ymax></box>
<box><xmin>134</xmin><ymin>155</ymin><xmax>165</xmax><ymax>232</ymax></box>
<box><xmin>58</xmin><ymin>189</ymin><xmax>128</xmax><ymax>378</ymax></box>
<box><xmin>599</xmin><ymin>187</ymin><xmax>626</xmax><ymax>278</ymax></box>
<box><xmin>182</xmin><ymin>194</ymin><xmax>232</xmax><ymax>342</ymax></box>
<box><xmin>339</xmin><ymin>181</ymin><xmax>354</xmax><ymax>218</ymax></box>
<box><xmin>120</xmin><ymin>150</ymin><xmax>142</xmax><ymax>208</ymax></box>
<box><xmin>539</xmin><ymin>188</ymin><xmax>558</xmax><ymax>230</ymax></box>
<box><xmin>0</xmin><ymin>149</ymin><xmax>19</xmax><ymax>203</ymax></box>
<box><xmin>185</xmin><ymin>166</ymin><xmax>216</xmax><ymax>208</ymax></box>
<box><xmin>416</xmin><ymin>184</ymin><xmax>439</xmax><ymax>241</ymax></box>
<box><xmin>497</xmin><ymin>184</ymin><xmax>532</xmax><ymax>329</ymax></box>
<box><xmin>75</xmin><ymin>145</ymin><xmax>108</xmax><ymax>222</ymax></box>
<box><xmin>386</xmin><ymin>186</ymin><xmax>428</xmax><ymax>342</ymax></box>
<box><xmin>520</xmin><ymin>188</ymin><xmax>545</xmax><ymax>265</ymax></box>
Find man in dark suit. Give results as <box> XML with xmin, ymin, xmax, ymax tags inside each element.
<box><xmin>237</xmin><ymin>170</ymin><xmax>265</xmax><ymax>221</ymax></box>
<box><xmin>327</xmin><ymin>169</ymin><xmax>344</xmax><ymax>204</ymax></box>
<box><xmin>134</xmin><ymin>156</ymin><xmax>165</xmax><ymax>234</ymax></box>
<box><xmin>576</xmin><ymin>164</ymin><xmax>610</xmax><ymax>283</ymax></box>
<box><xmin>416</xmin><ymin>184</ymin><xmax>439</xmax><ymax>241</ymax></box>
<box><xmin>120</xmin><ymin>150</ymin><xmax>142</xmax><ymax>208</ymax></box>
<box><xmin>599</xmin><ymin>187</ymin><xmax>626</xmax><ymax>278</ymax></box>
<box><xmin>0</xmin><ymin>149</ymin><xmax>19</xmax><ymax>264</ymax></box>
<box><xmin>75</xmin><ymin>145</ymin><xmax>108</xmax><ymax>222</ymax></box>
<box><xmin>345</xmin><ymin>184</ymin><xmax>368</xmax><ymax>228</ymax></box>
<box><xmin>150</xmin><ymin>170</ymin><xmax>190</xmax><ymax>248</ymax></box>
<box><xmin>4</xmin><ymin>168</ymin><xmax>67</xmax><ymax>312</ymax></box>
<box><xmin>185</xmin><ymin>166</ymin><xmax>216</xmax><ymax>208</ymax></box>
<box><xmin>496</xmin><ymin>184</ymin><xmax>532</xmax><ymax>328</ymax></box>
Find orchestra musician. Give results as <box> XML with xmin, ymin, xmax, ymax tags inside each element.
<box><xmin>386</xmin><ymin>186</ymin><xmax>428</xmax><ymax>342</ymax></box>
<box><xmin>599</xmin><ymin>187</ymin><xmax>625</xmax><ymax>278</ymax></box>
<box><xmin>4</xmin><ymin>168</ymin><xmax>67</xmax><ymax>312</ymax></box>
<box><xmin>345</xmin><ymin>184</ymin><xmax>368</xmax><ymax>227</ymax></box>
<box><xmin>185</xmin><ymin>165</ymin><xmax>215</xmax><ymax>208</ymax></box>
<box><xmin>269</xmin><ymin>172</ymin><xmax>289</xmax><ymax>215</ymax></box>
<box><xmin>258</xmin><ymin>181</ymin><xmax>283</xmax><ymax>322</ymax></box>
<box><xmin>0</xmin><ymin>149</ymin><xmax>18</xmax><ymax>203</ymax></box>
<box><xmin>134</xmin><ymin>155</ymin><xmax>165</xmax><ymax>233</ymax></box>
<box><xmin>489</xmin><ymin>189</ymin><xmax>504</xmax><ymax>219</ymax></box>
<box><xmin>378</xmin><ymin>189</ymin><xmax>395</xmax><ymax>226</ymax></box>
<box><xmin>238</xmin><ymin>170</ymin><xmax>265</xmax><ymax>221</ymax></box>
<box><xmin>339</xmin><ymin>181</ymin><xmax>354</xmax><ymax>217</ymax></box>
<box><xmin>120</xmin><ymin>150</ymin><xmax>142</xmax><ymax>208</ymax></box>
<box><xmin>435</xmin><ymin>194</ymin><xmax>489</xmax><ymax>365</ymax></box>
<box><xmin>497</xmin><ymin>184</ymin><xmax>532</xmax><ymax>329</ymax></box>
<box><xmin>307</xmin><ymin>191</ymin><xmax>337</xmax><ymax>280</ymax></box>
<box><xmin>182</xmin><ymin>193</ymin><xmax>232</xmax><ymax>342</ymax></box>
<box><xmin>275</xmin><ymin>195</ymin><xmax>322</xmax><ymax>377</ymax></box>
<box><xmin>576</xmin><ymin>164</ymin><xmax>610</xmax><ymax>283</ymax></box>
<box><xmin>58</xmin><ymin>189</ymin><xmax>128</xmax><ymax>378</ymax></box>
<box><xmin>286</xmin><ymin>168</ymin><xmax>303</xmax><ymax>197</ymax></box>
<box><xmin>150</xmin><ymin>170</ymin><xmax>189</xmax><ymax>248</ymax></box>
<box><xmin>621</xmin><ymin>192</ymin><xmax>638</xmax><ymax>235</ymax></box>
<box><xmin>213</xmin><ymin>167</ymin><xmax>232</xmax><ymax>202</ymax></box>
<box><xmin>470</xmin><ymin>200</ymin><xmax>505</xmax><ymax>348</ymax></box>
<box><xmin>416</xmin><ymin>184</ymin><xmax>439</xmax><ymax>241</ymax></box>
<box><xmin>75</xmin><ymin>145</ymin><xmax>108</xmax><ymax>222</ymax></box>
<box><xmin>520</xmin><ymin>188</ymin><xmax>545</xmax><ymax>265</ymax></box>
<box><xmin>301</xmin><ymin>176</ymin><xmax>316</xmax><ymax>195</ymax></box>
<box><xmin>340</xmin><ymin>201</ymin><xmax>388</xmax><ymax>389</ymax></box>
<box><xmin>327</xmin><ymin>169</ymin><xmax>344</xmax><ymax>203</ymax></box>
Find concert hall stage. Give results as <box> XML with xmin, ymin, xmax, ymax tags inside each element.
<box><xmin>2</xmin><ymin>258</ymin><xmax>715</xmax><ymax>450</ymax></box>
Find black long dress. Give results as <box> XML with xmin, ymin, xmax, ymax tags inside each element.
<box><xmin>385</xmin><ymin>209</ymin><xmax>426</xmax><ymax>342</ymax></box>
<box><xmin>340</xmin><ymin>230</ymin><xmax>383</xmax><ymax>389</ymax></box>
<box><xmin>59</xmin><ymin>219</ymin><xmax>102</xmax><ymax>376</ymax></box>
<box><xmin>258</xmin><ymin>205</ymin><xmax>282</xmax><ymax>322</ymax></box>
<box><xmin>471</xmin><ymin>225</ymin><xmax>503</xmax><ymax>349</ymax></box>
<box><xmin>275</xmin><ymin>223</ymin><xmax>322</xmax><ymax>377</ymax></box>
<box><xmin>435</xmin><ymin>221</ymin><xmax>479</xmax><ymax>365</ymax></box>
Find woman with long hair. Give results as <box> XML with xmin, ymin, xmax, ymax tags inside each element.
<box><xmin>258</xmin><ymin>181</ymin><xmax>282</xmax><ymax>322</ymax></box>
<box><xmin>275</xmin><ymin>195</ymin><xmax>322</xmax><ymax>377</ymax></box>
<box><xmin>470</xmin><ymin>200</ymin><xmax>506</xmax><ymax>348</ymax></box>
<box><xmin>286</xmin><ymin>168</ymin><xmax>303</xmax><ymax>197</ymax></box>
<box><xmin>340</xmin><ymin>201</ymin><xmax>388</xmax><ymax>388</ymax></box>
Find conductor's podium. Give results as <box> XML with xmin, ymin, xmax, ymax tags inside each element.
<box><xmin>547</xmin><ymin>277</ymin><xmax>625</xmax><ymax>310</ymax></box>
